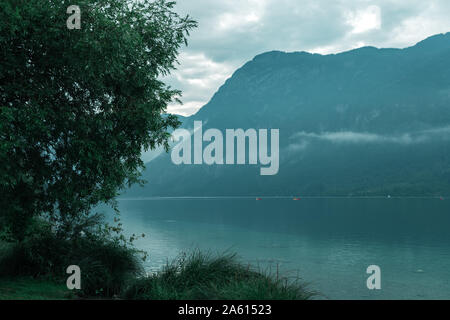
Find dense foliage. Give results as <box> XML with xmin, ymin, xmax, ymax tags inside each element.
<box><xmin>0</xmin><ymin>0</ymin><xmax>196</xmax><ymax>240</ymax></box>
<box><xmin>0</xmin><ymin>217</ymin><xmax>143</xmax><ymax>297</ymax></box>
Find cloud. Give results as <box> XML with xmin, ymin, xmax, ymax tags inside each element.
<box><xmin>288</xmin><ymin>126</ymin><xmax>450</xmax><ymax>151</ymax></box>
<box><xmin>287</xmin><ymin>140</ymin><xmax>310</xmax><ymax>152</ymax></box>
<box><xmin>166</xmin><ymin>0</ymin><xmax>450</xmax><ymax>115</ymax></box>
<box><xmin>294</xmin><ymin>131</ymin><xmax>421</xmax><ymax>144</ymax></box>
<box><xmin>165</xmin><ymin>52</ymin><xmax>235</xmax><ymax>116</ymax></box>
<box><xmin>345</xmin><ymin>5</ymin><xmax>381</xmax><ymax>34</ymax></box>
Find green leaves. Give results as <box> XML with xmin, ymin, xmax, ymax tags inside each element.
<box><xmin>0</xmin><ymin>0</ymin><xmax>196</xmax><ymax>240</ymax></box>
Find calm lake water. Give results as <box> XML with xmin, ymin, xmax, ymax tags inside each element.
<box><xmin>103</xmin><ymin>198</ymin><xmax>450</xmax><ymax>299</ymax></box>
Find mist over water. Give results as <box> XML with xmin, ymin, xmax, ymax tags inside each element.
<box><xmin>102</xmin><ymin>198</ymin><xmax>450</xmax><ymax>299</ymax></box>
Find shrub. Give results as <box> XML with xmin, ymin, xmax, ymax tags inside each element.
<box><xmin>72</xmin><ymin>238</ymin><xmax>144</xmax><ymax>297</ymax></box>
<box><xmin>0</xmin><ymin>219</ymin><xmax>69</xmax><ymax>277</ymax></box>
<box><xmin>0</xmin><ymin>218</ymin><xmax>144</xmax><ymax>298</ymax></box>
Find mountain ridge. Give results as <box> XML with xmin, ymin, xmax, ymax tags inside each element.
<box><xmin>128</xmin><ymin>33</ymin><xmax>450</xmax><ymax>197</ymax></box>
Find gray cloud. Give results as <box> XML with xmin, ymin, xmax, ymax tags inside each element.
<box><xmin>288</xmin><ymin>126</ymin><xmax>450</xmax><ymax>152</ymax></box>
<box><xmin>167</xmin><ymin>0</ymin><xmax>450</xmax><ymax>115</ymax></box>
<box><xmin>294</xmin><ymin>131</ymin><xmax>422</xmax><ymax>144</ymax></box>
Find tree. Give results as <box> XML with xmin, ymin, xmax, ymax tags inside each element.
<box><xmin>0</xmin><ymin>0</ymin><xmax>196</xmax><ymax>240</ymax></box>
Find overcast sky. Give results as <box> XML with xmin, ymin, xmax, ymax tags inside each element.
<box><xmin>165</xmin><ymin>0</ymin><xmax>450</xmax><ymax>116</ymax></box>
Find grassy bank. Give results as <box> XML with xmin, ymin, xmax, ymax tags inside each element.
<box><xmin>0</xmin><ymin>277</ymin><xmax>71</xmax><ymax>300</ymax></box>
<box><xmin>0</xmin><ymin>246</ymin><xmax>314</xmax><ymax>300</ymax></box>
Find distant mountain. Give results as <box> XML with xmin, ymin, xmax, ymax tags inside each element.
<box><xmin>126</xmin><ymin>33</ymin><xmax>450</xmax><ymax>197</ymax></box>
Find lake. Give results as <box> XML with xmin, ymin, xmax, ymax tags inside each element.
<box><xmin>103</xmin><ymin>198</ymin><xmax>450</xmax><ymax>299</ymax></box>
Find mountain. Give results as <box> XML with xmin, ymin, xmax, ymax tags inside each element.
<box><xmin>126</xmin><ymin>33</ymin><xmax>450</xmax><ymax>197</ymax></box>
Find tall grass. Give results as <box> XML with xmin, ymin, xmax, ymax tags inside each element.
<box><xmin>124</xmin><ymin>251</ymin><xmax>315</xmax><ymax>300</ymax></box>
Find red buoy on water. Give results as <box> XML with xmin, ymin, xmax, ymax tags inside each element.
<box><xmin>440</xmin><ymin>196</ymin><xmax>444</xmax><ymax>201</ymax></box>
<box><xmin>256</xmin><ymin>197</ymin><xmax>262</xmax><ymax>201</ymax></box>
<box><xmin>293</xmin><ymin>197</ymin><xmax>301</xmax><ymax>201</ymax></box>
